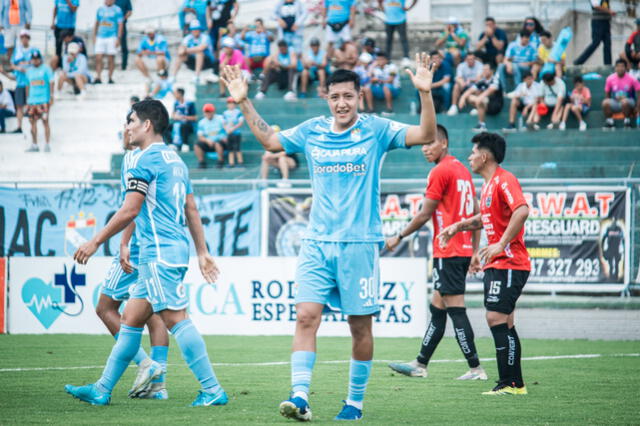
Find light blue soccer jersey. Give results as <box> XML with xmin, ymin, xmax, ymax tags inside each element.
<box><xmin>96</xmin><ymin>5</ymin><xmax>123</xmax><ymax>38</ymax></box>
<box><xmin>325</xmin><ymin>0</ymin><xmax>354</xmax><ymax>23</ymax></box>
<box><xmin>12</xmin><ymin>45</ymin><xmax>37</xmax><ymax>88</ymax></box>
<box><xmin>137</xmin><ymin>34</ymin><xmax>171</xmax><ymax>59</ymax></box>
<box><xmin>278</xmin><ymin>114</ymin><xmax>408</xmax><ymax>242</ymax></box>
<box><xmin>55</xmin><ymin>0</ymin><xmax>79</xmax><ymax>29</ymax></box>
<box><xmin>63</xmin><ymin>53</ymin><xmax>90</xmax><ymax>78</ymax></box>
<box><xmin>197</xmin><ymin>115</ymin><xmax>226</xmax><ymax>141</ymax></box>
<box><xmin>244</xmin><ymin>30</ymin><xmax>271</xmax><ymax>57</ymax></box>
<box><xmin>26</xmin><ymin>65</ymin><xmax>54</xmax><ymax>105</ymax></box>
<box><xmin>125</xmin><ymin>143</ymin><xmax>193</xmax><ymax>267</ymax></box>
<box><xmin>383</xmin><ymin>0</ymin><xmax>406</xmax><ymax>25</ymax></box>
<box><xmin>182</xmin><ymin>33</ymin><xmax>213</xmax><ymax>59</ymax></box>
<box><xmin>222</xmin><ymin>109</ymin><xmax>243</xmax><ymax>135</ymax></box>
<box><xmin>120</xmin><ymin>149</ymin><xmax>141</xmax><ymax>263</ymax></box>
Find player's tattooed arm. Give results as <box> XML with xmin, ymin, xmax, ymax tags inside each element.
<box><xmin>437</xmin><ymin>213</ymin><xmax>482</xmax><ymax>249</ymax></box>
<box><xmin>459</xmin><ymin>215</ymin><xmax>483</xmax><ymax>231</ymax></box>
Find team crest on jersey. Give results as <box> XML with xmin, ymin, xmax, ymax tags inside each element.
<box><xmin>485</xmin><ymin>195</ymin><xmax>492</xmax><ymax>208</ymax></box>
<box><xmin>351</xmin><ymin>128</ymin><xmax>362</xmax><ymax>142</ymax></box>
<box><xmin>64</xmin><ymin>211</ymin><xmax>97</xmax><ymax>256</ymax></box>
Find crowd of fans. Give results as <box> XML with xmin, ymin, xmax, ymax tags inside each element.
<box><xmin>1</xmin><ymin>0</ymin><xmax>639</xmax><ymax>171</ymax></box>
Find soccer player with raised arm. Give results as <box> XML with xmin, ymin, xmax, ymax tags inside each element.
<box><xmin>221</xmin><ymin>52</ymin><xmax>436</xmax><ymax>421</ymax></box>
<box><xmin>438</xmin><ymin>132</ymin><xmax>531</xmax><ymax>396</ymax></box>
<box><xmin>65</xmin><ymin>100</ymin><xmax>227</xmax><ymax>407</ymax></box>
<box><xmin>386</xmin><ymin>124</ymin><xmax>487</xmax><ymax>381</ymax></box>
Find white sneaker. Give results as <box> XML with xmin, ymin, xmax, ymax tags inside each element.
<box><xmin>43</xmin><ymin>144</ymin><xmax>51</xmax><ymax>153</ymax></box>
<box><xmin>546</xmin><ymin>122</ymin><xmax>555</xmax><ymax>130</ymax></box>
<box><xmin>283</xmin><ymin>91</ymin><xmax>297</xmax><ymax>102</ymax></box>
<box><xmin>456</xmin><ymin>366</ymin><xmax>488</xmax><ymax>381</ymax></box>
<box><xmin>205</xmin><ymin>73</ymin><xmax>220</xmax><ymax>84</ymax></box>
<box><xmin>128</xmin><ymin>359</ymin><xmax>163</xmax><ymax>398</ymax></box>
<box><xmin>469</xmin><ymin>108</ymin><xmax>478</xmax><ymax>116</ymax></box>
<box><xmin>192</xmin><ymin>76</ymin><xmax>201</xmax><ymax>85</ymax></box>
<box><xmin>579</xmin><ymin>120</ymin><xmax>587</xmax><ymax>131</ymax></box>
<box><xmin>446</xmin><ymin>105</ymin><xmax>458</xmax><ymax>116</ymax></box>
<box><xmin>276</xmin><ymin>180</ymin><xmax>292</xmax><ymax>188</ymax></box>
<box><xmin>388</xmin><ymin>360</ymin><xmax>428</xmax><ymax>378</ymax></box>
<box><xmin>255</xmin><ymin>91</ymin><xmax>266</xmax><ymax>100</ymax></box>
<box><xmin>559</xmin><ymin>122</ymin><xmax>566</xmax><ymax>131</ymax></box>
<box><xmin>25</xmin><ymin>144</ymin><xmax>39</xmax><ymax>152</ymax></box>
<box><xmin>401</xmin><ymin>57</ymin><xmax>412</xmax><ymax>68</ymax></box>
<box><xmin>77</xmin><ymin>90</ymin><xmax>87</xmax><ymax>101</ymax></box>
<box><xmin>532</xmin><ymin>123</ymin><xmax>540</xmax><ymax>131</ymax></box>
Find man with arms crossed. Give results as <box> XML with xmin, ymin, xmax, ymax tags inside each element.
<box><xmin>387</xmin><ymin>124</ymin><xmax>486</xmax><ymax>381</ymax></box>
<box><xmin>65</xmin><ymin>100</ymin><xmax>227</xmax><ymax>407</ymax></box>
<box><xmin>439</xmin><ymin>132</ymin><xmax>530</xmax><ymax>395</ymax></box>
<box><xmin>221</xmin><ymin>52</ymin><xmax>435</xmax><ymax>421</ymax></box>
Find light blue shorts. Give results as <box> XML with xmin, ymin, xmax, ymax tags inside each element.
<box><xmin>295</xmin><ymin>240</ymin><xmax>381</xmax><ymax>316</ymax></box>
<box><xmin>101</xmin><ymin>257</ymin><xmax>138</xmax><ymax>301</ymax></box>
<box><xmin>131</xmin><ymin>262</ymin><xmax>188</xmax><ymax>312</ymax></box>
<box><xmin>371</xmin><ymin>83</ymin><xmax>400</xmax><ymax>99</ymax></box>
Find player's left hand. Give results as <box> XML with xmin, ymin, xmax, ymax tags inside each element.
<box><xmin>406</xmin><ymin>52</ymin><xmax>434</xmax><ymax>93</ymax></box>
<box><xmin>479</xmin><ymin>242</ymin><xmax>505</xmax><ymax>264</ymax></box>
<box><xmin>119</xmin><ymin>246</ymin><xmax>133</xmax><ymax>274</ymax></box>
<box><xmin>74</xmin><ymin>239</ymin><xmax>99</xmax><ymax>265</ymax></box>
<box><xmin>198</xmin><ymin>253</ymin><xmax>220</xmax><ymax>283</ymax></box>
<box><xmin>469</xmin><ymin>253</ymin><xmax>482</xmax><ymax>274</ymax></box>
<box><xmin>437</xmin><ymin>223</ymin><xmax>459</xmax><ymax>248</ymax></box>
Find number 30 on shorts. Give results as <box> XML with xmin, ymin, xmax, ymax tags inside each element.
<box><xmin>359</xmin><ymin>277</ymin><xmax>378</xmax><ymax>300</ymax></box>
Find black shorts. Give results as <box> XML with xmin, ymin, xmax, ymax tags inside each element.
<box><xmin>483</xmin><ymin>268</ymin><xmax>529</xmax><ymax>314</ymax></box>
<box><xmin>196</xmin><ymin>139</ymin><xmax>226</xmax><ymax>152</ymax></box>
<box><xmin>432</xmin><ymin>257</ymin><xmax>471</xmax><ymax>295</ymax></box>
<box><xmin>14</xmin><ymin>87</ymin><xmax>26</xmax><ymax>107</ymax></box>
<box><xmin>186</xmin><ymin>54</ymin><xmax>215</xmax><ymax>71</ymax></box>
<box><xmin>227</xmin><ymin>133</ymin><xmax>241</xmax><ymax>152</ymax></box>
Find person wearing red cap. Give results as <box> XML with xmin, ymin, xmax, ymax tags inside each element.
<box><xmin>222</xmin><ymin>97</ymin><xmax>244</xmax><ymax>167</ymax></box>
<box><xmin>195</xmin><ymin>103</ymin><xmax>227</xmax><ymax>168</ymax></box>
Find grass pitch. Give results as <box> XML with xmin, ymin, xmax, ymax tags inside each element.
<box><xmin>0</xmin><ymin>335</ymin><xmax>638</xmax><ymax>424</ymax></box>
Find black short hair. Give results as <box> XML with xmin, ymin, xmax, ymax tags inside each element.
<box><xmin>522</xmin><ymin>70</ymin><xmax>533</xmax><ymax>79</ymax></box>
<box><xmin>436</xmin><ymin>124</ymin><xmax>448</xmax><ymax>142</ymax></box>
<box><xmin>131</xmin><ymin>99</ymin><xmax>169</xmax><ymax>134</ymax></box>
<box><xmin>176</xmin><ymin>87</ymin><xmax>185</xmax><ymax>96</ymax></box>
<box><xmin>61</xmin><ymin>29</ymin><xmax>75</xmax><ymax>39</ymax></box>
<box><xmin>326</xmin><ymin>69</ymin><xmax>360</xmax><ymax>91</ymax></box>
<box><xmin>485</xmin><ymin>17</ymin><xmax>496</xmax><ymax>23</ymax></box>
<box><xmin>519</xmin><ymin>30</ymin><xmax>530</xmax><ymax>38</ymax></box>
<box><xmin>277</xmin><ymin>39</ymin><xmax>288</xmax><ymax>47</ymax></box>
<box><xmin>130</xmin><ymin>95</ymin><xmax>140</xmax><ymax>103</ymax></box>
<box><xmin>429</xmin><ymin>49</ymin><xmax>440</xmax><ymax>56</ymax></box>
<box><xmin>615</xmin><ymin>58</ymin><xmax>627</xmax><ymax>67</ymax></box>
<box><xmin>573</xmin><ymin>75</ymin><xmax>583</xmax><ymax>84</ymax></box>
<box><xmin>255</xmin><ymin>18</ymin><xmax>263</xmax><ymax>25</ymax></box>
<box><xmin>471</xmin><ymin>132</ymin><xmax>505</xmax><ymax>164</ymax></box>
<box><xmin>542</xmin><ymin>72</ymin><xmax>555</xmax><ymax>83</ymax></box>
<box><xmin>376</xmin><ymin>51</ymin><xmax>388</xmax><ymax>58</ymax></box>
<box><xmin>540</xmin><ymin>30</ymin><xmax>552</xmax><ymax>38</ymax></box>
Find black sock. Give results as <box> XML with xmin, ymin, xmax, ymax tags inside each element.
<box><xmin>447</xmin><ymin>307</ymin><xmax>480</xmax><ymax>368</ymax></box>
<box><xmin>417</xmin><ymin>304</ymin><xmax>447</xmax><ymax>365</ymax></box>
<box><xmin>490</xmin><ymin>323</ymin><xmax>511</xmax><ymax>384</ymax></box>
<box><xmin>510</xmin><ymin>326</ymin><xmax>524</xmax><ymax>387</ymax></box>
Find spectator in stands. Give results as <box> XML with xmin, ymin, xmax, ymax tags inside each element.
<box><xmin>379</xmin><ymin>0</ymin><xmax>416</xmax><ymax>68</ymax></box>
<box><xmin>51</xmin><ymin>0</ymin><xmax>79</xmax><ymax>70</ymax></box>
<box><xmin>331</xmin><ymin>39</ymin><xmax>358</xmax><ymax>70</ymax></box>
<box><xmin>447</xmin><ymin>51</ymin><xmax>483</xmax><ymax>115</ymax></box>
<box><xmin>135</xmin><ymin>28</ymin><xmax>170</xmax><ymax>81</ymax></box>
<box><xmin>51</xmin><ymin>29</ymin><xmax>87</xmax><ymax>69</ymax></box>
<box><xmin>560</xmin><ymin>75</ymin><xmax>591</xmax><ymax>131</ymax></box>
<box><xmin>9</xmin><ymin>29</ymin><xmax>34</xmax><ymax>134</ymax></box>
<box><xmin>173</xmin><ymin>20</ymin><xmax>215</xmax><ymax>84</ymax></box>
<box><xmin>242</xmin><ymin>18</ymin><xmax>274</xmax><ymax>72</ymax></box>
<box><xmin>354</xmin><ymin>52</ymin><xmax>374</xmax><ymax>112</ymax></box>
<box><xmin>196</xmin><ymin>103</ymin><xmax>227</xmax><ymax>168</ymax></box>
<box><xmin>260</xmin><ymin>151</ymin><xmax>298</xmax><ymax>184</ymax></box>
<box><xmin>256</xmin><ymin>39</ymin><xmax>298</xmax><ymax>101</ymax></box>
<box><xmin>362</xmin><ymin>37</ymin><xmax>380</xmax><ymax>59</ymax></box>
<box><xmin>219</xmin><ymin>20</ymin><xmax>245</xmax><ymax>53</ymax></box>
<box><xmin>222</xmin><ymin>96</ymin><xmax>244</xmax><ymax>167</ymax></box>
<box><xmin>519</xmin><ymin>16</ymin><xmax>544</xmax><ymax>49</ymax></box>
<box><xmin>498</xmin><ymin>31</ymin><xmax>536</xmax><ymax>92</ymax></box>
<box><xmin>25</xmin><ymin>50</ymin><xmax>54</xmax><ymax>152</ymax></box>
<box><xmin>273</xmin><ymin>0</ymin><xmax>306</xmax><ymax>54</ymax></box>
<box><xmin>58</xmin><ymin>42</ymin><xmax>90</xmax><ymax>98</ymax></box>
<box><xmin>621</xmin><ymin>18</ymin><xmax>640</xmax><ymax>70</ymax></box>
<box><xmin>171</xmin><ymin>87</ymin><xmax>197</xmax><ymax>150</ymax></box>
<box><xmin>218</xmin><ymin>36</ymin><xmax>249</xmax><ymax>96</ymax></box>
<box><xmin>475</xmin><ymin>17</ymin><xmax>507</xmax><ymax>67</ymax></box>
<box><xmin>366</xmin><ymin>51</ymin><xmax>400</xmax><ymax>114</ymax></box>
<box><xmin>323</xmin><ymin>0</ymin><xmax>356</xmax><ymax>55</ymax></box>
<box><xmin>145</xmin><ymin>69</ymin><xmax>173</xmax><ymax>100</ymax></box>
<box><xmin>502</xmin><ymin>71</ymin><xmax>541</xmax><ymax>132</ymax></box>
<box><xmin>602</xmin><ymin>59</ymin><xmax>640</xmax><ymax>130</ymax></box>
<box><xmin>464</xmin><ymin>64</ymin><xmax>502</xmax><ymax>132</ymax></box>
<box><xmin>427</xmin><ymin>49</ymin><xmax>453</xmax><ymax>113</ymax></box>
<box><xmin>93</xmin><ymin>0</ymin><xmax>124</xmax><ymax>84</ymax></box>
<box><xmin>115</xmin><ymin>0</ymin><xmax>132</xmax><ymax>70</ymax></box>
<box><xmin>0</xmin><ymin>80</ymin><xmax>15</xmax><ymax>132</ymax></box>
<box><xmin>300</xmin><ymin>37</ymin><xmax>328</xmax><ymax>98</ymax></box>
<box><xmin>435</xmin><ymin>17</ymin><xmax>469</xmax><ymax>66</ymax></box>
<box><xmin>532</xmin><ymin>72</ymin><xmax>566</xmax><ymax>130</ymax></box>
<box><xmin>207</xmin><ymin>0</ymin><xmax>239</xmax><ymax>57</ymax></box>
<box><xmin>179</xmin><ymin>0</ymin><xmax>208</xmax><ymax>35</ymax></box>
<box><xmin>574</xmin><ymin>0</ymin><xmax>614</xmax><ymax>66</ymax></box>
<box><xmin>0</xmin><ymin>0</ymin><xmax>32</xmax><ymax>65</ymax></box>
<box><xmin>532</xmin><ymin>30</ymin><xmax>565</xmax><ymax>79</ymax></box>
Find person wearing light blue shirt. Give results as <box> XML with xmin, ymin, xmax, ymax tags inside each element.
<box><xmin>219</xmin><ymin>56</ymin><xmax>436</xmax><ymax>421</ymax></box>
<box><xmin>179</xmin><ymin>0</ymin><xmax>208</xmax><ymax>33</ymax></box>
<box><xmin>498</xmin><ymin>31</ymin><xmax>537</xmax><ymax>90</ymax></box>
<box><xmin>379</xmin><ymin>0</ymin><xmax>416</xmax><ymax>62</ymax></box>
<box><xmin>51</xmin><ymin>0</ymin><xmax>79</xmax><ymax>68</ymax></box>
<box><xmin>173</xmin><ymin>20</ymin><xmax>214</xmax><ymax>83</ymax></box>
<box><xmin>59</xmin><ymin>42</ymin><xmax>90</xmax><ymax>96</ymax></box>
<box><xmin>273</xmin><ymin>0</ymin><xmax>306</xmax><ymax>53</ymax></box>
<box><xmin>93</xmin><ymin>0</ymin><xmax>123</xmax><ymax>84</ymax></box>
<box><xmin>300</xmin><ymin>37</ymin><xmax>329</xmax><ymax>97</ymax></box>
<box><xmin>25</xmin><ymin>50</ymin><xmax>54</xmax><ymax>152</ymax></box>
<box><xmin>66</xmin><ymin>99</ymin><xmax>227</xmax><ymax>408</ymax></box>
<box><xmin>323</xmin><ymin>0</ymin><xmax>356</xmax><ymax>46</ymax></box>
<box><xmin>195</xmin><ymin>103</ymin><xmax>227</xmax><ymax>168</ymax></box>
<box><xmin>241</xmin><ymin>18</ymin><xmax>274</xmax><ymax>70</ymax></box>
<box><xmin>135</xmin><ymin>29</ymin><xmax>170</xmax><ymax>80</ymax></box>
<box><xmin>10</xmin><ymin>30</ymin><xmax>35</xmax><ymax>133</ymax></box>
<box><xmin>222</xmin><ymin>98</ymin><xmax>244</xmax><ymax>166</ymax></box>
<box><xmin>146</xmin><ymin>69</ymin><xmax>174</xmax><ymax>100</ymax></box>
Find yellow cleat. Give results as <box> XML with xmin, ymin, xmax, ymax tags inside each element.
<box><xmin>482</xmin><ymin>384</ymin><xmax>528</xmax><ymax>395</ymax></box>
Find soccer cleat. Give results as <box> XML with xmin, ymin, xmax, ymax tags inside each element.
<box><xmin>482</xmin><ymin>382</ymin><xmax>528</xmax><ymax>396</ymax></box>
<box><xmin>128</xmin><ymin>359</ymin><xmax>163</xmax><ymax>398</ymax></box>
<box><xmin>279</xmin><ymin>396</ymin><xmax>312</xmax><ymax>421</ymax></box>
<box><xmin>135</xmin><ymin>382</ymin><xmax>168</xmax><ymax>400</ymax></box>
<box><xmin>335</xmin><ymin>401</ymin><xmax>362</xmax><ymax>421</ymax></box>
<box><xmin>64</xmin><ymin>383</ymin><xmax>111</xmax><ymax>406</ymax></box>
<box><xmin>388</xmin><ymin>361</ymin><xmax>427</xmax><ymax>378</ymax></box>
<box><xmin>456</xmin><ymin>366</ymin><xmax>488</xmax><ymax>380</ymax></box>
<box><xmin>191</xmin><ymin>389</ymin><xmax>228</xmax><ymax>406</ymax></box>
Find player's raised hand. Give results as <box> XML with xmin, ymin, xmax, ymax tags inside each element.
<box><xmin>437</xmin><ymin>223</ymin><xmax>458</xmax><ymax>249</ymax></box>
<box><xmin>479</xmin><ymin>242</ymin><xmax>505</xmax><ymax>265</ymax></box>
<box><xmin>198</xmin><ymin>253</ymin><xmax>220</xmax><ymax>284</ymax></box>
<box><xmin>221</xmin><ymin>65</ymin><xmax>248</xmax><ymax>103</ymax></box>
<box><xmin>405</xmin><ymin>52</ymin><xmax>434</xmax><ymax>93</ymax></box>
<box><xmin>74</xmin><ymin>239</ymin><xmax>99</xmax><ymax>265</ymax></box>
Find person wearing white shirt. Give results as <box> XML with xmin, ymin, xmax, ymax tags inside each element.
<box><xmin>366</xmin><ymin>52</ymin><xmax>400</xmax><ymax>114</ymax></box>
<box><xmin>534</xmin><ymin>72</ymin><xmax>566</xmax><ymax>129</ymax></box>
<box><xmin>0</xmin><ymin>81</ymin><xmax>16</xmax><ymax>133</ymax></box>
<box><xmin>447</xmin><ymin>51</ymin><xmax>483</xmax><ymax>115</ymax></box>
<box><xmin>502</xmin><ymin>71</ymin><xmax>541</xmax><ymax>132</ymax></box>
<box><xmin>58</xmin><ymin>42</ymin><xmax>90</xmax><ymax>98</ymax></box>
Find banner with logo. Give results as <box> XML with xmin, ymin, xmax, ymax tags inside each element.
<box><xmin>8</xmin><ymin>257</ymin><xmax>427</xmax><ymax>336</ymax></box>
<box><xmin>0</xmin><ymin>187</ymin><xmax>260</xmax><ymax>257</ymax></box>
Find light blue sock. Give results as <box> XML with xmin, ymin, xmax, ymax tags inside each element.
<box><xmin>114</xmin><ymin>331</ymin><xmax>148</xmax><ymax>366</ymax></box>
<box><xmin>346</xmin><ymin>359</ymin><xmax>372</xmax><ymax>410</ymax></box>
<box><xmin>171</xmin><ymin>319</ymin><xmax>221</xmax><ymax>394</ymax></box>
<box><xmin>96</xmin><ymin>325</ymin><xmax>143</xmax><ymax>393</ymax></box>
<box><xmin>151</xmin><ymin>346</ymin><xmax>168</xmax><ymax>383</ymax></box>
<box><xmin>291</xmin><ymin>351</ymin><xmax>316</xmax><ymax>398</ymax></box>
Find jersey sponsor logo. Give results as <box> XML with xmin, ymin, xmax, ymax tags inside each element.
<box><xmin>313</xmin><ymin>162</ymin><xmax>366</xmax><ymax>175</ymax></box>
<box><xmin>161</xmin><ymin>150</ymin><xmax>181</xmax><ymax>164</ymax></box>
<box><xmin>501</xmin><ymin>182</ymin><xmax>514</xmax><ymax>204</ymax></box>
<box><xmin>310</xmin><ymin>146</ymin><xmax>367</xmax><ymax>159</ymax></box>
